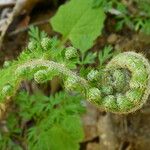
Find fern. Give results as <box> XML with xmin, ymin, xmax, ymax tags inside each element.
<box><xmin>0</xmin><ymin>91</ymin><xmax>85</xmax><ymax>150</ymax></box>
<box><xmin>98</xmin><ymin>45</ymin><xmax>114</xmax><ymax>66</ymax></box>
<box><xmin>0</xmin><ymin>0</ymin><xmax>150</xmax><ymax>149</ymax></box>
<box><xmin>0</xmin><ymin>0</ymin><xmax>149</xmax><ymax>116</ymax></box>
<box><xmin>0</xmin><ymin>34</ymin><xmax>149</xmax><ymax>114</ymax></box>
<box><xmin>24</xmin><ymin>92</ymin><xmax>85</xmax><ymax>150</ymax></box>
<box><xmin>93</xmin><ymin>0</ymin><xmax>150</xmax><ymax>34</ymax></box>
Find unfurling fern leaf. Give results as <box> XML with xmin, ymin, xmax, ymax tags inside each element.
<box><xmin>0</xmin><ymin>48</ymin><xmax>149</xmax><ymax>115</ymax></box>
<box><xmin>95</xmin><ymin>52</ymin><xmax>150</xmax><ymax>113</ymax></box>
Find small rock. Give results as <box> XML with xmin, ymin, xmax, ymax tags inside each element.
<box><xmin>87</xmin><ymin>142</ymin><xmax>100</xmax><ymax>150</ymax></box>
<box><xmin>82</xmin><ymin>103</ymin><xmax>99</xmax><ymax>141</ymax></box>
<box><xmin>107</xmin><ymin>34</ymin><xmax>118</xmax><ymax>44</ymax></box>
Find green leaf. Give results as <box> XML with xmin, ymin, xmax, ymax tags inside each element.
<box><xmin>42</xmin><ymin>116</ymin><xmax>83</xmax><ymax>150</ymax></box>
<box><xmin>98</xmin><ymin>45</ymin><xmax>114</xmax><ymax>66</ymax></box>
<box><xmin>26</xmin><ymin>92</ymin><xmax>85</xmax><ymax>150</ymax></box>
<box><xmin>80</xmin><ymin>52</ymin><xmax>97</xmax><ymax>65</ymax></box>
<box><xmin>141</xmin><ymin>19</ymin><xmax>150</xmax><ymax>35</ymax></box>
<box><xmin>92</xmin><ymin>0</ymin><xmax>105</xmax><ymax>8</ymax></box>
<box><xmin>51</xmin><ymin>0</ymin><xmax>105</xmax><ymax>52</ymax></box>
<box><xmin>28</xmin><ymin>116</ymin><xmax>84</xmax><ymax>150</ymax></box>
<box><xmin>29</xmin><ymin>26</ymin><xmax>47</xmax><ymax>42</ymax></box>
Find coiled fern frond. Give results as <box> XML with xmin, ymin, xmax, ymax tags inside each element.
<box><xmin>0</xmin><ymin>48</ymin><xmax>149</xmax><ymax>115</ymax></box>
<box><xmin>93</xmin><ymin>52</ymin><xmax>150</xmax><ymax>113</ymax></box>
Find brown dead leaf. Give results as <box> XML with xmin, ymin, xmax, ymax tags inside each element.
<box><xmin>0</xmin><ymin>0</ymin><xmax>16</xmax><ymax>7</ymax></box>
<box><xmin>0</xmin><ymin>0</ymin><xmax>41</xmax><ymax>48</ymax></box>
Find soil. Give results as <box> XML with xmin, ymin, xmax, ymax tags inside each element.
<box><xmin>0</xmin><ymin>0</ymin><xmax>150</xmax><ymax>150</ymax></box>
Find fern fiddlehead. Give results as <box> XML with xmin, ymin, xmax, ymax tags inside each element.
<box><xmin>0</xmin><ymin>50</ymin><xmax>150</xmax><ymax>115</ymax></box>
<box><xmin>91</xmin><ymin>52</ymin><xmax>150</xmax><ymax>113</ymax></box>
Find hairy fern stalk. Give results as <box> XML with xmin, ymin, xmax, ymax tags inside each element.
<box><xmin>0</xmin><ymin>36</ymin><xmax>150</xmax><ymax>115</ymax></box>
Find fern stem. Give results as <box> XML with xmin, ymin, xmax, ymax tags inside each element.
<box><xmin>17</xmin><ymin>59</ymin><xmax>89</xmax><ymax>88</ymax></box>
<box><xmin>0</xmin><ymin>52</ymin><xmax>150</xmax><ymax>115</ymax></box>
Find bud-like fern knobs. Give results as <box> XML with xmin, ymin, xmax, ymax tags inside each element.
<box><xmin>101</xmin><ymin>86</ymin><xmax>113</xmax><ymax>95</ymax></box>
<box><xmin>103</xmin><ymin>95</ymin><xmax>117</xmax><ymax>110</ymax></box>
<box><xmin>111</xmin><ymin>69</ymin><xmax>127</xmax><ymax>92</ymax></box>
<box><xmin>41</xmin><ymin>38</ymin><xmax>51</xmax><ymax>49</ymax></box>
<box><xmin>3</xmin><ymin>61</ymin><xmax>11</xmax><ymax>68</ymax></box>
<box><xmin>0</xmin><ymin>51</ymin><xmax>149</xmax><ymax>114</ymax></box>
<box><xmin>64</xmin><ymin>76</ymin><xmax>82</xmax><ymax>92</ymax></box>
<box><xmin>15</xmin><ymin>66</ymin><xmax>31</xmax><ymax>78</ymax></box>
<box><xmin>28</xmin><ymin>41</ymin><xmax>37</xmax><ymax>51</ymax></box>
<box><xmin>34</xmin><ymin>70</ymin><xmax>49</xmax><ymax>83</ymax></box>
<box><xmin>90</xmin><ymin>52</ymin><xmax>150</xmax><ymax>114</ymax></box>
<box><xmin>1</xmin><ymin>84</ymin><xmax>13</xmax><ymax>97</ymax></box>
<box><xmin>87</xmin><ymin>88</ymin><xmax>101</xmax><ymax>104</ymax></box>
<box><xmin>65</xmin><ymin>47</ymin><xmax>78</xmax><ymax>59</ymax></box>
<box><xmin>87</xmin><ymin>70</ymin><xmax>99</xmax><ymax>81</ymax></box>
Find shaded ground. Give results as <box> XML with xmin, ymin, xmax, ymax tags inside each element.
<box><xmin>0</xmin><ymin>0</ymin><xmax>150</xmax><ymax>150</ymax></box>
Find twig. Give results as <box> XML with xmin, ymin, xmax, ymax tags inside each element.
<box><xmin>0</xmin><ymin>0</ymin><xmax>41</xmax><ymax>48</ymax></box>
<box><xmin>0</xmin><ymin>0</ymin><xmax>16</xmax><ymax>7</ymax></box>
<box><xmin>8</xmin><ymin>19</ymin><xmax>49</xmax><ymax>36</ymax></box>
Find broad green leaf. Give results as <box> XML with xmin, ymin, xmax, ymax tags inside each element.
<box><xmin>28</xmin><ymin>116</ymin><xmax>84</xmax><ymax>150</ymax></box>
<box><xmin>51</xmin><ymin>0</ymin><xmax>105</xmax><ymax>52</ymax></box>
<box><xmin>48</xmin><ymin>117</ymin><xmax>84</xmax><ymax>150</ymax></box>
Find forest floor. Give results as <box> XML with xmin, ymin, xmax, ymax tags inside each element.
<box><xmin>0</xmin><ymin>0</ymin><xmax>150</xmax><ymax>150</ymax></box>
